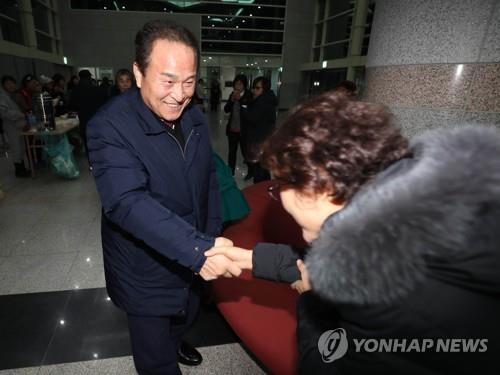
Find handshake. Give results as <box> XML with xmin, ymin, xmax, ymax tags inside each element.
<box><xmin>198</xmin><ymin>237</ymin><xmax>252</xmax><ymax>281</ymax></box>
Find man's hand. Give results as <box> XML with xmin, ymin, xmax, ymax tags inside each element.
<box><xmin>199</xmin><ymin>254</ymin><xmax>242</xmax><ymax>281</ymax></box>
<box><xmin>291</xmin><ymin>259</ymin><xmax>311</xmax><ymax>294</ymax></box>
<box><xmin>204</xmin><ymin>246</ymin><xmax>253</xmax><ymax>270</ymax></box>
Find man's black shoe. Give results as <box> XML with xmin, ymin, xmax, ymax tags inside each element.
<box><xmin>177</xmin><ymin>341</ymin><xmax>202</xmax><ymax>366</ymax></box>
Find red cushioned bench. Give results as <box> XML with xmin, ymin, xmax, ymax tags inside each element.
<box><xmin>211</xmin><ymin>181</ymin><xmax>307</xmax><ymax>375</ymax></box>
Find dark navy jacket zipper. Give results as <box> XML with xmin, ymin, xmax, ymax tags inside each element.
<box><xmin>166</xmin><ymin>129</ymin><xmax>194</xmax><ymax>160</ymax></box>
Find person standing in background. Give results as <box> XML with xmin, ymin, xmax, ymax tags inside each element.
<box><xmin>51</xmin><ymin>74</ymin><xmax>68</xmax><ymax>117</ymax></box>
<box><xmin>98</xmin><ymin>77</ymin><xmax>113</xmax><ymax>100</ymax></box>
<box><xmin>66</xmin><ymin>75</ymin><xmax>79</xmax><ymax>94</ymax></box>
<box><xmin>210</xmin><ymin>79</ymin><xmax>221</xmax><ymax>112</ymax></box>
<box><xmin>0</xmin><ymin>75</ymin><xmax>29</xmax><ymax>177</ymax></box>
<box><xmin>111</xmin><ymin>68</ymin><xmax>134</xmax><ymax>96</ymax></box>
<box><xmin>69</xmin><ymin>69</ymin><xmax>107</xmax><ymax>162</ymax></box>
<box><xmin>245</xmin><ymin>76</ymin><xmax>277</xmax><ymax>183</ymax></box>
<box><xmin>87</xmin><ymin>20</ymin><xmax>240</xmax><ymax>375</ymax></box>
<box><xmin>193</xmin><ymin>78</ymin><xmax>205</xmax><ymax>112</ymax></box>
<box><xmin>224</xmin><ymin>74</ymin><xmax>252</xmax><ymax>177</ymax></box>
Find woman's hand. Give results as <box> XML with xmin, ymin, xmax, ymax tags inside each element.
<box><xmin>214</xmin><ymin>237</ymin><xmax>233</xmax><ymax>247</ymax></box>
<box><xmin>205</xmin><ymin>246</ymin><xmax>253</xmax><ymax>270</ymax></box>
<box><xmin>291</xmin><ymin>259</ymin><xmax>311</xmax><ymax>294</ymax></box>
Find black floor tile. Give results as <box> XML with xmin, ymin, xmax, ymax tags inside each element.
<box><xmin>0</xmin><ymin>291</ymin><xmax>71</xmax><ymax>370</ymax></box>
<box><xmin>41</xmin><ymin>288</ymin><xmax>130</xmax><ymax>366</ymax></box>
<box><xmin>1</xmin><ymin>287</ymin><xmax>239</xmax><ymax>370</ymax></box>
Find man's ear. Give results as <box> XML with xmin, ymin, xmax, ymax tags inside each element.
<box><xmin>133</xmin><ymin>63</ymin><xmax>143</xmax><ymax>88</ymax></box>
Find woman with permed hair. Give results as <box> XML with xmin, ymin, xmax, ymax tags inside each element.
<box><xmin>206</xmin><ymin>91</ymin><xmax>500</xmax><ymax>374</ymax></box>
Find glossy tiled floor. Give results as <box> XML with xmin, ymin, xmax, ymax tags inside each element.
<box><xmin>0</xmin><ymin>107</ymin><xmax>265</xmax><ymax>374</ymax></box>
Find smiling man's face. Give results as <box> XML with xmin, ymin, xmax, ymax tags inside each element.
<box><xmin>134</xmin><ymin>39</ymin><xmax>197</xmax><ymax>121</ymax></box>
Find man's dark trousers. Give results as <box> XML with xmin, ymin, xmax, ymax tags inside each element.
<box><xmin>127</xmin><ymin>291</ymin><xmax>200</xmax><ymax>375</ymax></box>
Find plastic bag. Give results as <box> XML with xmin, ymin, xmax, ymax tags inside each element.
<box><xmin>42</xmin><ymin>134</ymin><xmax>80</xmax><ymax>179</ymax></box>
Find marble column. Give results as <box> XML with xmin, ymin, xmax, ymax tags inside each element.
<box><xmin>364</xmin><ymin>0</ymin><xmax>500</xmax><ymax>137</ymax></box>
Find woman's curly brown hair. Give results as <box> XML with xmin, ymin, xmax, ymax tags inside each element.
<box><xmin>261</xmin><ymin>91</ymin><xmax>411</xmax><ymax>202</ymax></box>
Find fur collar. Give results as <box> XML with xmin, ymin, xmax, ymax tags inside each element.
<box><xmin>306</xmin><ymin>126</ymin><xmax>500</xmax><ymax>305</ymax></box>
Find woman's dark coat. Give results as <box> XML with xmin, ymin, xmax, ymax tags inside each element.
<box><xmin>255</xmin><ymin>126</ymin><xmax>500</xmax><ymax>374</ymax></box>
<box><xmin>244</xmin><ymin>90</ymin><xmax>277</xmax><ymax>146</ymax></box>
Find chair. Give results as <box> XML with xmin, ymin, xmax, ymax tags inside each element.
<box><xmin>212</xmin><ymin>181</ymin><xmax>306</xmax><ymax>375</ymax></box>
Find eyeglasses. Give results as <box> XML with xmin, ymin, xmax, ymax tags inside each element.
<box><xmin>267</xmin><ymin>183</ymin><xmax>282</xmax><ymax>201</ymax></box>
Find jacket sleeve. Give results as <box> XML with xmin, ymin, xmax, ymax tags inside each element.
<box><xmin>205</xmin><ymin>152</ymin><xmax>222</xmax><ymax>236</ymax></box>
<box><xmin>252</xmin><ymin>243</ymin><xmax>301</xmax><ymax>283</ymax></box>
<box><xmin>297</xmin><ymin>292</ymin><xmax>341</xmax><ymax>375</ymax></box>
<box><xmin>87</xmin><ymin>114</ymin><xmax>213</xmax><ymax>273</ymax></box>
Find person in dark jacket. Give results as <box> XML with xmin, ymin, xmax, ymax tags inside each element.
<box><xmin>224</xmin><ymin>74</ymin><xmax>252</xmax><ymax>176</ymax></box>
<box><xmin>87</xmin><ymin>20</ymin><xmax>240</xmax><ymax>375</ymax></box>
<box><xmin>245</xmin><ymin>76</ymin><xmax>277</xmax><ymax>183</ymax></box>
<box><xmin>206</xmin><ymin>91</ymin><xmax>500</xmax><ymax>374</ymax></box>
<box><xmin>69</xmin><ymin>69</ymin><xmax>107</xmax><ymax>162</ymax></box>
<box><xmin>209</xmin><ymin>79</ymin><xmax>221</xmax><ymax>112</ymax></box>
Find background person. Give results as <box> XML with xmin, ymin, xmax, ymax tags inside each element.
<box><xmin>244</xmin><ymin>76</ymin><xmax>277</xmax><ymax>183</ymax></box>
<box><xmin>51</xmin><ymin>73</ymin><xmax>68</xmax><ymax>117</ymax></box>
<box><xmin>0</xmin><ymin>76</ymin><xmax>29</xmax><ymax>177</ymax></box>
<box><xmin>193</xmin><ymin>78</ymin><xmax>205</xmax><ymax>112</ymax></box>
<box><xmin>87</xmin><ymin>20</ymin><xmax>240</xmax><ymax>375</ymax></box>
<box><xmin>209</xmin><ymin>79</ymin><xmax>221</xmax><ymax>112</ymax></box>
<box><xmin>98</xmin><ymin>76</ymin><xmax>113</xmax><ymax>99</ymax></box>
<box><xmin>224</xmin><ymin>74</ymin><xmax>252</xmax><ymax>176</ymax></box>
<box><xmin>69</xmin><ymin>69</ymin><xmax>107</xmax><ymax>161</ymax></box>
<box><xmin>66</xmin><ymin>75</ymin><xmax>79</xmax><ymax>94</ymax></box>
<box><xmin>333</xmin><ymin>79</ymin><xmax>358</xmax><ymax>99</ymax></box>
<box><xmin>207</xmin><ymin>91</ymin><xmax>500</xmax><ymax>374</ymax></box>
<box><xmin>111</xmin><ymin>68</ymin><xmax>134</xmax><ymax>96</ymax></box>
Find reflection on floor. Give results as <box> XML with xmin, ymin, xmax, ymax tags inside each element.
<box><xmin>0</xmin><ymin>108</ymin><xmax>265</xmax><ymax>374</ymax></box>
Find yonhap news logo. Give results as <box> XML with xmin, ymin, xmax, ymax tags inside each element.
<box><xmin>318</xmin><ymin>328</ymin><xmax>349</xmax><ymax>363</ymax></box>
<box><xmin>318</xmin><ymin>329</ymin><xmax>488</xmax><ymax>363</ymax></box>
